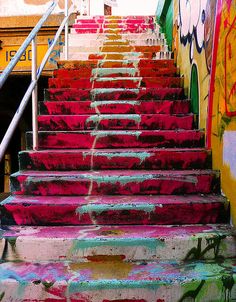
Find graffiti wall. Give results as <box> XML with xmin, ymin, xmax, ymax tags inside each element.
<box><xmin>173</xmin><ymin>0</ymin><xmax>217</xmax><ymax>128</ymax></box>
<box><xmin>209</xmin><ymin>0</ymin><xmax>236</xmax><ymax>224</ymax></box>
<box><xmin>158</xmin><ymin>0</ymin><xmax>236</xmax><ymax>223</ymax></box>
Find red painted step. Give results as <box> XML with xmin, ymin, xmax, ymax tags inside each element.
<box><xmin>1</xmin><ymin>195</ymin><xmax>226</xmax><ymax>226</ymax></box>
<box><xmin>10</xmin><ymin>170</ymin><xmax>220</xmax><ymax>196</ymax></box>
<box><xmin>45</xmin><ymin>87</ymin><xmax>184</xmax><ymax>102</ymax></box>
<box><xmin>38</xmin><ymin>114</ymin><xmax>194</xmax><ymax>131</ymax></box>
<box><xmin>26</xmin><ymin>130</ymin><xmax>204</xmax><ymax>149</ymax></box>
<box><xmin>57</xmin><ymin>59</ymin><xmax>175</xmax><ymax>70</ymax></box>
<box><xmin>48</xmin><ymin>77</ymin><xmax>182</xmax><ymax>89</ymax></box>
<box><xmin>53</xmin><ymin>67</ymin><xmax>179</xmax><ymax>79</ymax></box>
<box><xmin>39</xmin><ymin>100</ymin><xmax>190</xmax><ymax>115</ymax></box>
<box><xmin>19</xmin><ymin>148</ymin><xmax>211</xmax><ymax>171</ymax></box>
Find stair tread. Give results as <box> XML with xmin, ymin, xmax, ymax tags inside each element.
<box><xmin>12</xmin><ymin>169</ymin><xmax>218</xmax><ymax>176</ymax></box>
<box><xmin>3</xmin><ymin>194</ymin><xmax>226</xmax><ymax>205</ymax></box>
<box><xmin>2</xmin><ymin>224</ymin><xmax>233</xmax><ymax>239</ymax></box>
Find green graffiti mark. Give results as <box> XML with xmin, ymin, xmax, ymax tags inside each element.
<box><xmin>222</xmin><ymin>274</ymin><xmax>235</xmax><ymax>302</ymax></box>
<box><xmin>42</xmin><ymin>281</ymin><xmax>55</xmax><ymax>289</ymax></box>
<box><xmin>185</xmin><ymin>233</ymin><xmax>227</xmax><ymax>261</ymax></box>
<box><xmin>0</xmin><ymin>292</ymin><xmax>5</xmax><ymax>301</ymax></box>
<box><xmin>178</xmin><ymin>280</ymin><xmax>205</xmax><ymax>302</ymax></box>
<box><xmin>219</xmin><ymin>114</ymin><xmax>231</xmax><ymax>139</ymax></box>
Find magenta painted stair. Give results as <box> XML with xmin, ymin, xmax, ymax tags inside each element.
<box><xmin>0</xmin><ymin>15</ymin><xmax>235</xmax><ymax>301</ymax></box>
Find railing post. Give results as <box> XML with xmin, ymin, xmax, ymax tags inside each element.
<box><xmin>65</xmin><ymin>0</ymin><xmax>69</xmax><ymax>60</ymax></box>
<box><xmin>32</xmin><ymin>36</ymin><xmax>38</xmax><ymax>150</ymax></box>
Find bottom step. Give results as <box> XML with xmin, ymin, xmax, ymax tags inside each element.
<box><xmin>0</xmin><ymin>259</ymin><xmax>235</xmax><ymax>301</ymax></box>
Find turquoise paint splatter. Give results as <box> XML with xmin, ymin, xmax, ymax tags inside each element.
<box><xmin>90</xmin><ymin>130</ymin><xmax>142</xmax><ymax>139</ymax></box>
<box><xmin>71</xmin><ymin>237</ymin><xmax>165</xmax><ymax>253</ymax></box>
<box><xmin>76</xmin><ymin>203</ymin><xmax>155</xmax><ymax>215</ymax></box>
<box><xmin>86</xmin><ymin>114</ymin><xmax>141</xmax><ymax>125</ymax></box>
<box><xmin>68</xmin><ymin>280</ymin><xmax>162</xmax><ymax>293</ymax></box>
<box><xmin>90</xmin><ymin>100</ymin><xmax>140</xmax><ymax>108</ymax></box>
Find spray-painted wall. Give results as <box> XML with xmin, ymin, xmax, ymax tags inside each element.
<box><xmin>157</xmin><ymin>0</ymin><xmax>236</xmax><ymax>224</ymax></box>
<box><xmin>208</xmin><ymin>0</ymin><xmax>236</xmax><ymax>224</ymax></box>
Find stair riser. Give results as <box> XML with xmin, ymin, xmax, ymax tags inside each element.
<box><xmin>2</xmin><ymin>201</ymin><xmax>226</xmax><ymax>226</ymax></box>
<box><xmin>26</xmin><ymin>131</ymin><xmax>204</xmax><ymax>149</ymax></box>
<box><xmin>48</xmin><ymin>77</ymin><xmax>182</xmax><ymax>89</ymax></box>
<box><xmin>53</xmin><ymin>67</ymin><xmax>178</xmax><ymax>79</ymax></box>
<box><xmin>11</xmin><ymin>173</ymin><xmax>220</xmax><ymax>196</ymax></box>
<box><xmin>45</xmin><ymin>88</ymin><xmax>184</xmax><ymax>102</ymax></box>
<box><xmin>19</xmin><ymin>150</ymin><xmax>211</xmax><ymax>171</ymax></box>
<box><xmin>2</xmin><ymin>233</ymin><xmax>234</xmax><ymax>262</ymax></box>
<box><xmin>39</xmin><ymin>100</ymin><xmax>190</xmax><ymax>115</ymax></box>
<box><xmin>73</xmin><ymin>24</ymin><xmax>154</xmax><ymax>29</ymax></box>
<box><xmin>57</xmin><ymin>59</ymin><xmax>175</xmax><ymax>69</ymax></box>
<box><xmin>38</xmin><ymin>115</ymin><xmax>193</xmax><ymax>131</ymax></box>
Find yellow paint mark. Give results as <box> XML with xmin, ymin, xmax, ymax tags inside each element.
<box><xmin>221</xmin><ymin>164</ymin><xmax>236</xmax><ymax>225</ymax></box>
<box><xmin>69</xmin><ymin>261</ymin><xmax>134</xmax><ymax>280</ymax></box>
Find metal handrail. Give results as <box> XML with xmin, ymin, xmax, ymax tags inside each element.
<box><xmin>0</xmin><ymin>0</ymin><xmax>72</xmax><ymax>162</ymax></box>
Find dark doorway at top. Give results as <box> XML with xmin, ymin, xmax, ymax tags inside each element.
<box><xmin>104</xmin><ymin>4</ymin><xmax>112</xmax><ymax>15</ymax></box>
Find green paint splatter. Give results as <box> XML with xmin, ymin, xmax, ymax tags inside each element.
<box><xmin>178</xmin><ymin>280</ymin><xmax>205</xmax><ymax>302</ymax></box>
<box><xmin>42</xmin><ymin>281</ymin><xmax>55</xmax><ymax>289</ymax></box>
<box><xmin>0</xmin><ymin>293</ymin><xmax>4</xmax><ymax>301</ymax></box>
<box><xmin>222</xmin><ymin>274</ymin><xmax>235</xmax><ymax>302</ymax></box>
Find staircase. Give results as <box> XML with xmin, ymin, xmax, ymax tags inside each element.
<box><xmin>1</xmin><ymin>15</ymin><xmax>236</xmax><ymax>302</ymax></box>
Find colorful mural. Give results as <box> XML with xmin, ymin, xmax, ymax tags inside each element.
<box><xmin>208</xmin><ymin>0</ymin><xmax>236</xmax><ymax>224</ymax></box>
<box><xmin>159</xmin><ymin>0</ymin><xmax>236</xmax><ymax>224</ymax></box>
<box><xmin>173</xmin><ymin>0</ymin><xmax>217</xmax><ymax>129</ymax></box>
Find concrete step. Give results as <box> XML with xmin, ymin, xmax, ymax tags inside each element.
<box><xmin>45</xmin><ymin>87</ymin><xmax>184</xmax><ymax>102</ymax></box>
<box><xmin>2</xmin><ymin>194</ymin><xmax>227</xmax><ymax>225</ymax></box>
<box><xmin>53</xmin><ymin>67</ymin><xmax>179</xmax><ymax>78</ymax></box>
<box><xmin>19</xmin><ymin>148</ymin><xmax>210</xmax><ymax>171</ymax></box>
<box><xmin>37</xmin><ymin>114</ymin><xmax>193</xmax><ymax>131</ymax></box>
<box><xmin>0</xmin><ymin>259</ymin><xmax>235</xmax><ymax>301</ymax></box>
<box><xmin>48</xmin><ymin>77</ymin><xmax>182</xmax><ymax>89</ymax></box>
<box><xmin>10</xmin><ymin>170</ymin><xmax>220</xmax><ymax>196</ymax></box>
<box><xmin>39</xmin><ymin>100</ymin><xmax>190</xmax><ymax>115</ymax></box>
<box><xmin>26</xmin><ymin>130</ymin><xmax>204</xmax><ymax>149</ymax></box>
<box><xmin>1</xmin><ymin>225</ymin><xmax>234</xmax><ymax>262</ymax></box>
<box><xmin>57</xmin><ymin>59</ymin><xmax>175</xmax><ymax>69</ymax></box>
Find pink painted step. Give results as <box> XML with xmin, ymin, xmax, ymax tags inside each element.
<box><xmin>1</xmin><ymin>225</ymin><xmax>234</xmax><ymax>262</ymax></box>
<box><xmin>53</xmin><ymin>67</ymin><xmax>178</xmax><ymax>79</ymax></box>
<box><xmin>19</xmin><ymin>148</ymin><xmax>211</xmax><ymax>171</ymax></box>
<box><xmin>2</xmin><ymin>195</ymin><xmax>227</xmax><ymax>226</ymax></box>
<box><xmin>45</xmin><ymin>88</ymin><xmax>184</xmax><ymax>102</ymax></box>
<box><xmin>38</xmin><ymin>114</ymin><xmax>194</xmax><ymax>131</ymax></box>
<box><xmin>39</xmin><ymin>100</ymin><xmax>190</xmax><ymax>115</ymax></box>
<box><xmin>0</xmin><ymin>259</ymin><xmax>235</xmax><ymax>301</ymax></box>
<box><xmin>74</xmin><ymin>28</ymin><xmax>153</xmax><ymax>34</ymax></box>
<box><xmin>26</xmin><ymin>130</ymin><xmax>204</xmax><ymax>149</ymax></box>
<box><xmin>10</xmin><ymin>170</ymin><xmax>220</xmax><ymax>196</ymax></box>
